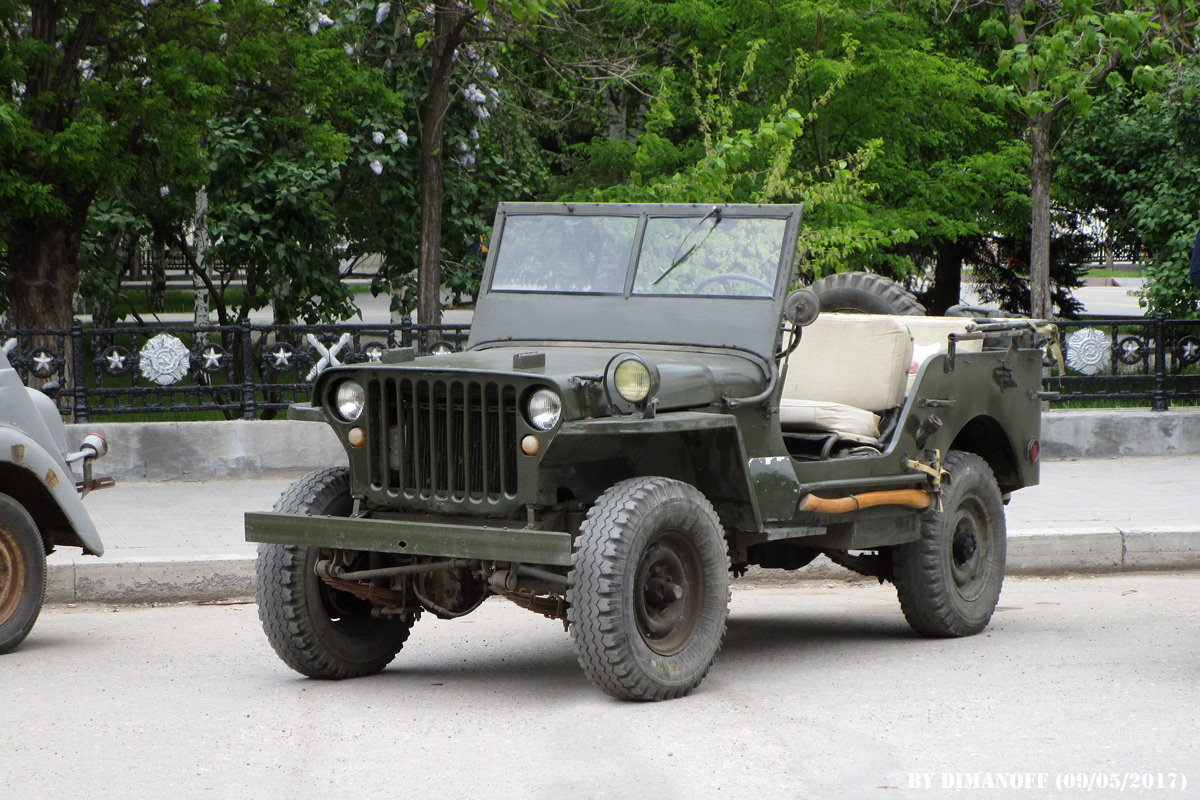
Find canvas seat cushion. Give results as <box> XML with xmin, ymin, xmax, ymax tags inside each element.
<box><xmin>778</xmin><ymin>399</ymin><xmax>881</xmax><ymax>442</ymax></box>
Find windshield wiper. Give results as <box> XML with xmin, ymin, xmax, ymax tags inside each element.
<box><xmin>652</xmin><ymin>207</ymin><xmax>720</xmax><ymax>287</ymax></box>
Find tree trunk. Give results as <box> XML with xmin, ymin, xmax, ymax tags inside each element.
<box><xmin>928</xmin><ymin>239</ymin><xmax>968</xmax><ymax>315</ymax></box>
<box><xmin>606</xmin><ymin>87</ymin><xmax>628</xmax><ymax>140</ymax></box>
<box><xmin>270</xmin><ymin>276</ymin><xmax>293</xmax><ymax>326</ymax></box>
<box><xmin>416</xmin><ymin>0</ymin><xmax>470</xmax><ymax>328</ymax></box>
<box><xmin>148</xmin><ymin>248</ymin><xmax>167</xmax><ymax>314</ymax></box>
<box><xmin>1029</xmin><ymin>111</ymin><xmax>1054</xmax><ymax>321</ymax></box>
<box><xmin>193</xmin><ymin>188</ymin><xmax>212</xmax><ymax>327</ymax></box>
<box><xmin>4</xmin><ymin>208</ymin><xmax>89</xmax><ymax>332</ymax></box>
<box><xmin>3</xmin><ymin>206</ymin><xmax>89</xmax><ymax>401</ymax></box>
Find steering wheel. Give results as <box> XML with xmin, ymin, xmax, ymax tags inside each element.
<box><xmin>693</xmin><ymin>272</ymin><xmax>775</xmax><ymax>295</ymax></box>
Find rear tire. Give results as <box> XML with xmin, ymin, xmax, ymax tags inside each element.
<box><xmin>567</xmin><ymin>477</ymin><xmax>730</xmax><ymax>701</ymax></box>
<box><xmin>0</xmin><ymin>493</ymin><xmax>47</xmax><ymax>655</ymax></box>
<box><xmin>810</xmin><ymin>272</ymin><xmax>926</xmax><ymax>316</ymax></box>
<box><xmin>256</xmin><ymin>467</ymin><xmax>415</xmax><ymax>679</ymax></box>
<box><xmin>892</xmin><ymin>451</ymin><xmax>1006</xmax><ymax>637</ymax></box>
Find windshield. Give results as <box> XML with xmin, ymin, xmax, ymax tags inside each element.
<box><xmin>489</xmin><ymin>211</ymin><xmax>787</xmax><ymax>298</ymax></box>
<box><xmin>470</xmin><ymin>203</ymin><xmax>803</xmax><ymax>362</ymax></box>
<box><xmin>634</xmin><ymin>216</ymin><xmax>785</xmax><ymax>297</ymax></box>
<box><xmin>489</xmin><ymin>215</ymin><xmax>638</xmax><ymax>294</ymax></box>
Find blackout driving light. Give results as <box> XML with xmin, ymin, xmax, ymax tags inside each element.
<box><xmin>614</xmin><ymin>358</ymin><xmax>652</xmax><ymax>403</ymax></box>
<box><xmin>333</xmin><ymin>380</ymin><xmax>366</xmax><ymax>422</ymax></box>
<box><xmin>605</xmin><ymin>354</ymin><xmax>661</xmax><ymax>416</ymax></box>
<box><xmin>527</xmin><ymin>389</ymin><xmax>562</xmax><ymax>431</ymax></box>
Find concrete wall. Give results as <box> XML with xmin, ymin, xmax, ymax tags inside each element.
<box><xmin>1041</xmin><ymin>408</ymin><xmax>1200</xmax><ymax>459</ymax></box>
<box><xmin>68</xmin><ymin>419</ymin><xmax>346</xmax><ymax>481</ymax></box>
<box><xmin>67</xmin><ymin>407</ymin><xmax>1200</xmax><ymax>482</ymax></box>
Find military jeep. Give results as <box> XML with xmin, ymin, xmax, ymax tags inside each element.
<box><xmin>247</xmin><ymin>203</ymin><xmax>1057</xmax><ymax>701</ymax></box>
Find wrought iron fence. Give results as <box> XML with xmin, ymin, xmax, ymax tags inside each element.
<box><xmin>1</xmin><ymin>319</ymin><xmax>468</xmax><ymax>422</ymax></box>
<box><xmin>4</xmin><ymin>315</ymin><xmax>1198</xmax><ymax>419</ymax></box>
<box><xmin>1048</xmin><ymin>315</ymin><xmax>1200</xmax><ymax>410</ymax></box>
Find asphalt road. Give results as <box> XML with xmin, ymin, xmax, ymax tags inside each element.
<box><xmin>3</xmin><ymin>573</ymin><xmax>1196</xmax><ymax>800</ymax></box>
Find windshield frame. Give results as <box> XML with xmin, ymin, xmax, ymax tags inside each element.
<box><xmin>468</xmin><ymin>202</ymin><xmax>804</xmax><ymax>361</ymax></box>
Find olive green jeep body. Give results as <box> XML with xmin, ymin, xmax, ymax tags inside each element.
<box><xmin>246</xmin><ymin>203</ymin><xmax>1057</xmax><ymax>700</ymax></box>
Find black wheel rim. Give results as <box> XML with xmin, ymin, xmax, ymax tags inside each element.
<box><xmin>0</xmin><ymin>528</ymin><xmax>25</xmax><ymax>625</ymax></box>
<box><xmin>634</xmin><ymin>530</ymin><xmax>704</xmax><ymax>656</ymax></box>
<box><xmin>949</xmin><ymin>496</ymin><xmax>992</xmax><ymax>602</ymax></box>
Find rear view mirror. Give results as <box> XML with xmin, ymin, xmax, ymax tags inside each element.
<box><xmin>784</xmin><ymin>288</ymin><xmax>820</xmax><ymax>327</ymax></box>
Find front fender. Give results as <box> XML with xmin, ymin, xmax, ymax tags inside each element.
<box><xmin>0</xmin><ymin>426</ymin><xmax>105</xmax><ymax>556</ymax></box>
<box><xmin>539</xmin><ymin>412</ymin><xmax>764</xmax><ymax>533</ymax></box>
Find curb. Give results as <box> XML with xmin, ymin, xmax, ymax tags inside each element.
<box><xmin>48</xmin><ymin>556</ymin><xmax>256</xmax><ymax>604</ymax></box>
<box><xmin>46</xmin><ymin>529</ymin><xmax>1200</xmax><ymax>605</ymax></box>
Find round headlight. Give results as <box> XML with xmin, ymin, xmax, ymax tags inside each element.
<box><xmin>614</xmin><ymin>358</ymin><xmax>652</xmax><ymax>403</ymax></box>
<box><xmin>527</xmin><ymin>389</ymin><xmax>562</xmax><ymax>431</ymax></box>
<box><xmin>334</xmin><ymin>380</ymin><xmax>365</xmax><ymax>422</ymax></box>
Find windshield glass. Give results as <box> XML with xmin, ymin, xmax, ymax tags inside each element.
<box><xmin>489</xmin><ymin>215</ymin><xmax>638</xmax><ymax>294</ymax></box>
<box><xmin>471</xmin><ymin>203</ymin><xmax>803</xmax><ymax>359</ymax></box>
<box><xmin>634</xmin><ymin>216</ymin><xmax>785</xmax><ymax>297</ymax></box>
<box><xmin>489</xmin><ymin>211</ymin><xmax>788</xmax><ymax>298</ymax></box>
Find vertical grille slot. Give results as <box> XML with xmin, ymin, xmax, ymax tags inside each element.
<box><xmin>370</xmin><ymin>376</ymin><xmax>518</xmax><ymax>502</ymax></box>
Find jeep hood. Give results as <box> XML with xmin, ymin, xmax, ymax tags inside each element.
<box><xmin>330</xmin><ymin>345</ymin><xmax>766</xmax><ymax>413</ymax></box>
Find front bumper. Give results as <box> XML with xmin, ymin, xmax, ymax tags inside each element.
<box><xmin>244</xmin><ymin>512</ymin><xmax>573</xmax><ymax>567</ymax></box>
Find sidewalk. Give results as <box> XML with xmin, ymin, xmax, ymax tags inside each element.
<box><xmin>45</xmin><ymin>455</ymin><xmax>1200</xmax><ymax>604</ymax></box>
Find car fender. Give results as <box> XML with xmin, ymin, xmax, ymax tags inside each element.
<box><xmin>0</xmin><ymin>425</ymin><xmax>105</xmax><ymax>556</ymax></box>
<box><xmin>540</xmin><ymin>412</ymin><xmax>764</xmax><ymax>533</ymax></box>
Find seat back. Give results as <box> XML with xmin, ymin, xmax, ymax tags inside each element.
<box><xmin>781</xmin><ymin>314</ymin><xmax>913</xmax><ymax>412</ymax></box>
<box><xmin>902</xmin><ymin>316</ymin><xmax>984</xmax><ymax>389</ymax></box>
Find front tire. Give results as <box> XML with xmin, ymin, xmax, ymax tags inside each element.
<box><xmin>892</xmin><ymin>451</ymin><xmax>1006</xmax><ymax>637</ymax></box>
<box><xmin>567</xmin><ymin>477</ymin><xmax>730</xmax><ymax>701</ymax></box>
<box><xmin>0</xmin><ymin>493</ymin><xmax>46</xmax><ymax>655</ymax></box>
<box><xmin>256</xmin><ymin>467</ymin><xmax>415</xmax><ymax>679</ymax></box>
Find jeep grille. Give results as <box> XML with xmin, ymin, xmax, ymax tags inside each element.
<box><xmin>366</xmin><ymin>377</ymin><xmax>519</xmax><ymax>502</ymax></box>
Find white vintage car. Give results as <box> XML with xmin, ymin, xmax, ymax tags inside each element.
<box><xmin>0</xmin><ymin>348</ymin><xmax>110</xmax><ymax>653</ymax></box>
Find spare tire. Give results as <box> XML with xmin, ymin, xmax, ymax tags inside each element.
<box><xmin>810</xmin><ymin>272</ymin><xmax>926</xmax><ymax>316</ymax></box>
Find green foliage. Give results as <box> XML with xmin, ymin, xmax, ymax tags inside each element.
<box><xmin>580</xmin><ymin>38</ymin><xmax>914</xmax><ymax>276</ymax></box>
<box><xmin>1058</xmin><ymin>60</ymin><xmax>1200</xmax><ymax>318</ymax></box>
<box><xmin>3</xmin><ymin>0</ymin><xmax>552</xmax><ymax>327</ymax></box>
<box><xmin>1</xmin><ymin>0</ymin><xmax>226</xmax><ymax>322</ymax></box>
<box><xmin>981</xmin><ymin>1</ymin><xmax>1161</xmax><ymax>119</ymax></box>
<box><xmin>7</xmin><ymin>0</ymin><xmax>1197</xmax><ymax>329</ymax></box>
<box><xmin>967</xmin><ymin>232</ymin><xmax>1088</xmax><ymax>318</ymax></box>
<box><xmin>554</xmin><ymin>0</ymin><xmax>1033</xmax><ymax>292</ymax></box>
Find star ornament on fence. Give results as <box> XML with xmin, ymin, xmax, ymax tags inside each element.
<box><xmin>30</xmin><ymin>349</ymin><xmax>57</xmax><ymax>377</ymax></box>
<box><xmin>267</xmin><ymin>343</ymin><xmax>295</xmax><ymax>370</ymax></box>
<box><xmin>201</xmin><ymin>345</ymin><xmax>225</xmax><ymax>371</ymax></box>
<box><xmin>306</xmin><ymin>332</ymin><xmax>352</xmax><ymax>381</ymax></box>
<box><xmin>1178</xmin><ymin>336</ymin><xmax>1200</xmax><ymax>367</ymax></box>
<box><xmin>101</xmin><ymin>346</ymin><xmax>135</xmax><ymax>376</ymax></box>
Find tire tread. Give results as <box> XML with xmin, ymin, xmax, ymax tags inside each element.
<box><xmin>256</xmin><ymin>467</ymin><xmax>413</xmax><ymax>679</ymax></box>
<box><xmin>892</xmin><ymin>451</ymin><xmax>1006</xmax><ymax>637</ymax></box>
<box><xmin>567</xmin><ymin>477</ymin><xmax>729</xmax><ymax>701</ymax></box>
